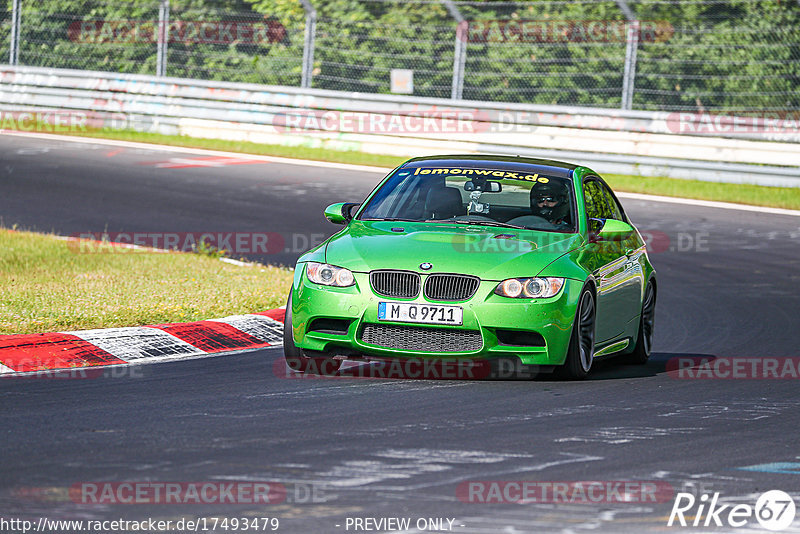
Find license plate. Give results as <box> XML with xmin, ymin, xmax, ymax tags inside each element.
<box><xmin>378</xmin><ymin>302</ymin><xmax>463</xmax><ymax>326</ymax></box>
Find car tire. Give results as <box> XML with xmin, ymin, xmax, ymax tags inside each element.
<box><xmin>283</xmin><ymin>290</ymin><xmax>342</xmax><ymax>375</ymax></box>
<box><xmin>559</xmin><ymin>286</ymin><xmax>596</xmax><ymax>380</ymax></box>
<box><xmin>627</xmin><ymin>281</ymin><xmax>656</xmax><ymax>365</ymax></box>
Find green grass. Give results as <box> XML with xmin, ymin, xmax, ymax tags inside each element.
<box><xmin>0</xmin><ymin>229</ymin><xmax>294</xmax><ymax>335</ymax></box>
<box><xmin>74</xmin><ymin>129</ymin><xmax>408</xmax><ymax>169</ymax></box>
<box><xmin>48</xmin><ymin>128</ymin><xmax>800</xmax><ymax>211</ymax></box>
<box><xmin>604</xmin><ymin>173</ymin><xmax>800</xmax><ymax>211</ymax></box>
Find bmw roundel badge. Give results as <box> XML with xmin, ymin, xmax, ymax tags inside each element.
<box><xmin>420</xmin><ymin>262</ymin><xmax>433</xmax><ymax>270</ymax></box>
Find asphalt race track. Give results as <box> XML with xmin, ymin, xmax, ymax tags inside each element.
<box><xmin>2</xmin><ymin>134</ymin><xmax>800</xmax><ymax>533</ymax></box>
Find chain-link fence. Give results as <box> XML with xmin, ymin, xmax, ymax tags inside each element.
<box><xmin>3</xmin><ymin>0</ymin><xmax>800</xmax><ymax>112</ymax></box>
<box><xmin>18</xmin><ymin>1</ymin><xmax>160</xmax><ymax>74</ymax></box>
<box><xmin>0</xmin><ymin>4</ymin><xmax>11</xmax><ymax>63</ymax></box>
<box><xmin>8</xmin><ymin>0</ymin><xmax>305</xmax><ymax>85</ymax></box>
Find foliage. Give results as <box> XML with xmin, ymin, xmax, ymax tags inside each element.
<box><xmin>5</xmin><ymin>0</ymin><xmax>799</xmax><ymax>111</ymax></box>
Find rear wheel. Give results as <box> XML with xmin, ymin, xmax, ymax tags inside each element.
<box><xmin>559</xmin><ymin>287</ymin><xmax>596</xmax><ymax>380</ymax></box>
<box><xmin>627</xmin><ymin>281</ymin><xmax>656</xmax><ymax>364</ymax></box>
<box><xmin>282</xmin><ymin>291</ymin><xmax>342</xmax><ymax>375</ymax></box>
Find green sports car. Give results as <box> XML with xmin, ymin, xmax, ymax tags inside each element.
<box><xmin>283</xmin><ymin>155</ymin><xmax>656</xmax><ymax>379</ymax></box>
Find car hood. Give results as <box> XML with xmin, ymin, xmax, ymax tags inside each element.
<box><xmin>324</xmin><ymin>220</ymin><xmax>583</xmax><ymax>280</ymax></box>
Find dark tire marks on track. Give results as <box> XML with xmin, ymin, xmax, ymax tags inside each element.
<box><xmin>2</xmin><ymin>135</ymin><xmax>800</xmax><ymax>533</ymax></box>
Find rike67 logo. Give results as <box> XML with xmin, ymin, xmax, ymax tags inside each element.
<box><xmin>668</xmin><ymin>490</ymin><xmax>796</xmax><ymax>531</ymax></box>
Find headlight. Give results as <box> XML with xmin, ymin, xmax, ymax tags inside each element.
<box><xmin>306</xmin><ymin>262</ymin><xmax>355</xmax><ymax>287</ymax></box>
<box><xmin>495</xmin><ymin>277</ymin><xmax>564</xmax><ymax>298</ymax></box>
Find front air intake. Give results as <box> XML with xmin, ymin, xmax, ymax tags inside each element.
<box><xmin>360</xmin><ymin>324</ymin><xmax>483</xmax><ymax>352</ymax></box>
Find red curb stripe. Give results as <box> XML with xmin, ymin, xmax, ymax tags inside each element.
<box><xmin>252</xmin><ymin>309</ymin><xmax>286</xmax><ymax>323</ymax></box>
<box><xmin>0</xmin><ymin>309</ymin><xmax>285</xmax><ymax>374</ymax></box>
<box><xmin>152</xmin><ymin>321</ymin><xmax>271</xmax><ymax>353</ymax></box>
<box><xmin>0</xmin><ymin>333</ymin><xmax>126</xmax><ymax>372</ymax></box>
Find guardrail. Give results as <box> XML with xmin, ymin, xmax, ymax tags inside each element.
<box><xmin>1</xmin><ymin>65</ymin><xmax>799</xmax><ymax>187</ymax></box>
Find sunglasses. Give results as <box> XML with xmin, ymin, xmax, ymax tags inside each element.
<box><xmin>536</xmin><ymin>196</ymin><xmax>559</xmax><ymax>203</ymax></box>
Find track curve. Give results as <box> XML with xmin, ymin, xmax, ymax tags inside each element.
<box><xmin>2</xmin><ymin>134</ymin><xmax>800</xmax><ymax>533</ymax></box>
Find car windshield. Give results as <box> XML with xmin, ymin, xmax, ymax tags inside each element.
<box><xmin>358</xmin><ymin>165</ymin><xmax>576</xmax><ymax>233</ymax></box>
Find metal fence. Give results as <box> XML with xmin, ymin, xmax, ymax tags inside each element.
<box><xmin>2</xmin><ymin>0</ymin><xmax>799</xmax><ymax>112</ymax></box>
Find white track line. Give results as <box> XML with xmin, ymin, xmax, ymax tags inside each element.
<box><xmin>5</xmin><ymin>131</ymin><xmax>799</xmax><ymax>217</ymax></box>
<box><xmin>616</xmin><ymin>192</ymin><xmax>800</xmax><ymax>217</ymax></box>
<box><xmin>219</xmin><ymin>257</ymin><xmax>254</xmax><ymax>267</ymax></box>
<box><xmin>1</xmin><ymin>131</ymin><xmax>391</xmax><ymax>173</ymax></box>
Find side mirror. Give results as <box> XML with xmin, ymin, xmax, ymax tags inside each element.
<box><xmin>590</xmin><ymin>218</ymin><xmax>634</xmax><ymax>242</ymax></box>
<box><xmin>324</xmin><ymin>202</ymin><xmax>359</xmax><ymax>224</ymax></box>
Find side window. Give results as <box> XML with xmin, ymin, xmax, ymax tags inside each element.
<box><xmin>583</xmin><ymin>180</ymin><xmax>609</xmax><ymax>220</ymax></box>
<box><xmin>598</xmin><ymin>182</ymin><xmax>624</xmax><ymax>221</ymax></box>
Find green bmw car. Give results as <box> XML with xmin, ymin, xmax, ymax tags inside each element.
<box><xmin>283</xmin><ymin>155</ymin><xmax>656</xmax><ymax>379</ymax></box>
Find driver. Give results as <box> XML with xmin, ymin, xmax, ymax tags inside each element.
<box><xmin>530</xmin><ymin>181</ymin><xmax>571</xmax><ymax>228</ymax></box>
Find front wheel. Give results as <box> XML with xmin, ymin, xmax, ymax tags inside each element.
<box><xmin>559</xmin><ymin>287</ymin><xmax>596</xmax><ymax>380</ymax></box>
<box><xmin>282</xmin><ymin>290</ymin><xmax>342</xmax><ymax>375</ymax></box>
<box><xmin>627</xmin><ymin>281</ymin><xmax>656</xmax><ymax>364</ymax></box>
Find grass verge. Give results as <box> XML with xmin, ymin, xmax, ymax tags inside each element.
<box><xmin>0</xmin><ymin>228</ymin><xmax>294</xmax><ymax>335</ymax></box>
<box><xmin>69</xmin><ymin>129</ymin><xmax>408</xmax><ymax>169</ymax></box>
<box><xmin>603</xmin><ymin>173</ymin><xmax>800</xmax><ymax>211</ymax></box>
<box><xmin>33</xmin><ymin>128</ymin><xmax>800</xmax><ymax>211</ymax></box>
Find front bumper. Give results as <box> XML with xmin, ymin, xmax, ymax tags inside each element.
<box><xmin>290</xmin><ymin>268</ymin><xmax>583</xmax><ymax>366</ymax></box>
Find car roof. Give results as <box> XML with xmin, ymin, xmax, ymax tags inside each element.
<box><xmin>401</xmin><ymin>154</ymin><xmax>579</xmax><ymax>179</ymax></box>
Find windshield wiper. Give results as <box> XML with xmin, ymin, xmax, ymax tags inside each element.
<box><xmin>364</xmin><ymin>218</ymin><xmax>528</xmax><ymax>230</ymax></box>
<box><xmin>436</xmin><ymin>219</ymin><xmax>527</xmax><ymax>230</ymax></box>
<box><xmin>361</xmin><ymin>217</ymin><xmax>421</xmax><ymax>222</ymax></box>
